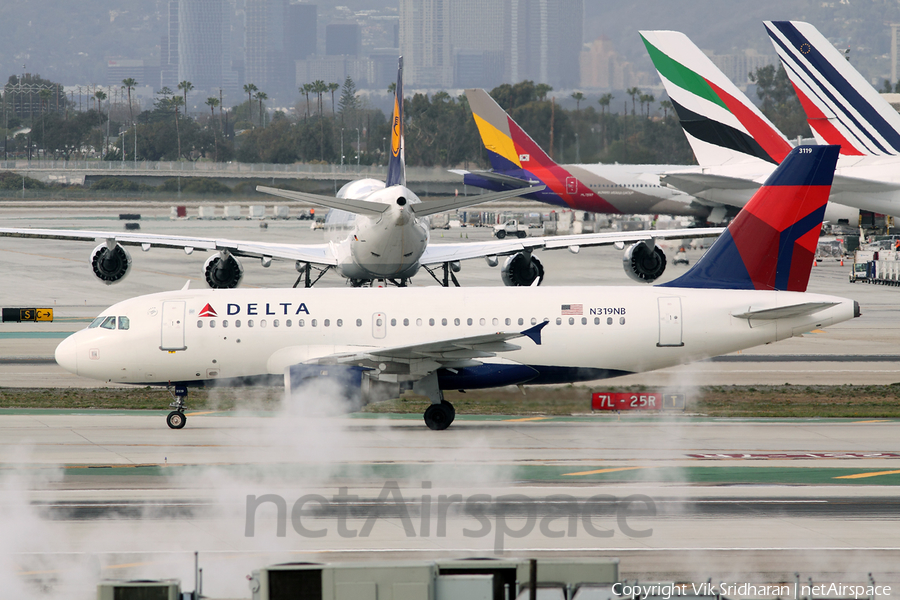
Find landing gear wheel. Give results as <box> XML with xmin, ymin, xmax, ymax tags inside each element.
<box><xmin>441</xmin><ymin>399</ymin><xmax>456</xmax><ymax>424</ymax></box>
<box><xmin>166</xmin><ymin>410</ymin><xmax>186</xmax><ymax>429</ymax></box>
<box><xmin>424</xmin><ymin>402</ymin><xmax>454</xmax><ymax>430</ymax></box>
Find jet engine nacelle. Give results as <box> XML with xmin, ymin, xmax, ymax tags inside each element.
<box><xmin>623</xmin><ymin>240</ymin><xmax>666</xmax><ymax>283</ymax></box>
<box><xmin>204</xmin><ymin>253</ymin><xmax>244</xmax><ymax>289</ymax></box>
<box><xmin>501</xmin><ymin>252</ymin><xmax>544</xmax><ymax>286</ymax></box>
<box><xmin>90</xmin><ymin>243</ymin><xmax>132</xmax><ymax>285</ymax></box>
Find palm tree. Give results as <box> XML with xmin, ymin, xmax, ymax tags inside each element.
<box><xmin>597</xmin><ymin>93</ymin><xmax>613</xmax><ymax>151</ymax></box>
<box><xmin>387</xmin><ymin>82</ymin><xmax>396</xmax><ymax>96</ymax></box>
<box><xmin>206</xmin><ymin>97</ymin><xmax>220</xmax><ymax>161</ymax></box>
<box><xmin>243</xmin><ymin>83</ymin><xmax>258</xmax><ymax>124</ymax></box>
<box><xmin>300</xmin><ymin>83</ymin><xmax>312</xmax><ymax>119</ymax></box>
<box><xmin>94</xmin><ymin>90</ymin><xmax>107</xmax><ymax>157</ymax></box>
<box><xmin>121</xmin><ymin>77</ymin><xmax>138</xmax><ymax>128</ymax></box>
<box><xmin>328</xmin><ymin>82</ymin><xmax>340</xmax><ymax>114</ymax></box>
<box><xmin>597</xmin><ymin>93</ymin><xmax>613</xmax><ymax>116</ymax></box>
<box><xmin>255</xmin><ymin>91</ymin><xmax>268</xmax><ymax>127</ymax></box>
<box><xmin>170</xmin><ymin>95</ymin><xmax>184</xmax><ymax>159</ymax></box>
<box><xmin>313</xmin><ymin>80</ymin><xmax>327</xmax><ymax>115</ymax></box>
<box><xmin>626</xmin><ymin>87</ymin><xmax>641</xmax><ymax>116</ymax></box>
<box><xmin>659</xmin><ymin>99</ymin><xmax>673</xmax><ymax>119</ymax></box>
<box><xmin>177</xmin><ymin>80</ymin><xmax>194</xmax><ymax>115</ymax></box>
<box><xmin>535</xmin><ymin>83</ymin><xmax>553</xmax><ymax>101</ymax></box>
<box><xmin>640</xmin><ymin>93</ymin><xmax>655</xmax><ymax>117</ymax></box>
<box><xmin>571</xmin><ymin>91</ymin><xmax>584</xmax><ymax>113</ymax></box>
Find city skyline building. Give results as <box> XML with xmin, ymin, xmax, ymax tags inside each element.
<box><xmin>399</xmin><ymin>0</ymin><xmax>582</xmax><ymax>90</ymax></box>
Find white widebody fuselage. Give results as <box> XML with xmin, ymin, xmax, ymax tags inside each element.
<box><xmin>56</xmin><ymin>285</ymin><xmax>856</xmax><ymax>388</ymax></box>
<box><xmin>326</xmin><ymin>179</ymin><xmax>430</xmax><ymax>281</ymax></box>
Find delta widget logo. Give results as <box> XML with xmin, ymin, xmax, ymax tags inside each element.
<box><xmin>199</xmin><ymin>303</ymin><xmax>218</xmax><ymax>317</ymax></box>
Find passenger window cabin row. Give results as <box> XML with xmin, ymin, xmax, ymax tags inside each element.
<box><xmin>196</xmin><ymin>315</ymin><xmax>626</xmax><ymax>329</ymax></box>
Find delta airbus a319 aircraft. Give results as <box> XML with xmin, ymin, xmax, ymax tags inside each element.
<box><xmin>0</xmin><ymin>59</ymin><xmax>721</xmax><ymax>289</ymax></box>
<box><xmin>55</xmin><ymin>145</ymin><xmax>858</xmax><ymax>430</ymax></box>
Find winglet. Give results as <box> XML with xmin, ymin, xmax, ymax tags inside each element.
<box><xmin>520</xmin><ymin>320</ymin><xmax>549</xmax><ymax>345</ymax></box>
<box><xmin>385</xmin><ymin>57</ymin><xmax>405</xmax><ymax>187</ymax></box>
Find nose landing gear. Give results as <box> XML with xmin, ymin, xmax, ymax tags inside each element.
<box><xmin>166</xmin><ymin>384</ymin><xmax>189</xmax><ymax>429</ymax></box>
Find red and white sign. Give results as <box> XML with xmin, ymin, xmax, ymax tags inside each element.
<box><xmin>592</xmin><ymin>392</ymin><xmax>662</xmax><ymax>411</ymax></box>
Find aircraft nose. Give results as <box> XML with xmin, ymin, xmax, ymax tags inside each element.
<box><xmin>55</xmin><ymin>335</ymin><xmax>78</xmax><ymax>375</ymax></box>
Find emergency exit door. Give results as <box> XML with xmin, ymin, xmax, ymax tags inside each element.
<box><xmin>657</xmin><ymin>297</ymin><xmax>684</xmax><ymax>347</ymax></box>
<box><xmin>160</xmin><ymin>301</ymin><xmax>187</xmax><ymax>351</ymax></box>
<box><xmin>566</xmin><ymin>177</ymin><xmax>578</xmax><ymax>194</ymax></box>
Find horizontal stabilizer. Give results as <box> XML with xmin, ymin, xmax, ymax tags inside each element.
<box><xmin>732</xmin><ymin>302</ymin><xmax>838</xmax><ymax>320</ymax></box>
<box><xmin>256</xmin><ymin>186</ymin><xmax>388</xmax><ymax>217</ymax></box>
<box><xmin>412</xmin><ymin>186</ymin><xmax>545</xmax><ymax>217</ymax></box>
<box><xmin>448</xmin><ymin>169</ymin><xmax>533</xmax><ymax>189</ymax></box>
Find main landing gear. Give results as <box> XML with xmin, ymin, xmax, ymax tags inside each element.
<box><xmin>166</xmin><ymin>384</ymin><xmax>189</xmax><ymax>429</ymax></box>
<box><xmin>415</xmin><ymin>373</ymin><xmax>456</xmax><ymax>430</ymax></box>
<box><xmin>424</xmin><ymin>400</ymin><xmax>456</xmax><ymax>431</ymax></box>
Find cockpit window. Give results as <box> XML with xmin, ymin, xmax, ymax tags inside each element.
<box><xmin>118</xmin><ymin>316</ymin><xmax>130</xmax><ymax>330</ymax></box>
<box><xmin>88</xmin><ymin>317</ymin><xmax>106</xmax><ymax>329</ymax></box>
<box><xmin>100</xmin><ymin>316</ymin><xmax>117</xmax><ymax>329</ymax></box>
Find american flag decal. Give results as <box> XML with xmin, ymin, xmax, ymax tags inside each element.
<box><xmin>561</xmin><ymin>304</ymin><xmax>583</xmax><ymax>315</ymax></box>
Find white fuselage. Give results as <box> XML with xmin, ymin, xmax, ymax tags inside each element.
<box><xmin>55</xmin><ymin>286</ymin><xmax>856</xmax><ymax>389</ymax></box>
<box><xmin>667</xmin><ymin>138</ymin><xmax>900</xmax><ymax>221</ymax></box>
<box><xmin>325</xmin><ymin>178</ymin><xmax>430</xmax><ymax>281</ymax></box>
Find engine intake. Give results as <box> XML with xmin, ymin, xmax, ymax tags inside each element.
<box><xmin>623</xmin><ymin>241</ymin><xmax>666</xmax><ymax>283</ymax></box>
<box><xmin>204</xmin><ymin>253</ymin><xmax>244</xmax><ymax>288</ymax></box>
<box><xmin>90</xmin><ymin>243</ymin><xmax>131</xmax><ymax>284</ymax></box>
<box><xmin>501</xmin><ymin>252</ymin><xmax>544</xmax><ymax>286</ymax></box>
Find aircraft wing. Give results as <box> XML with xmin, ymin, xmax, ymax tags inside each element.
<box><xmin>0</xmin><ymin>227</ymin><xmax>338</xmax><ymax>265</ymax></box>
<box><xmin>313</xmin><ymin>322</ymin><xmax>547</xmax><ymax>372</ymax></box>
<box><xmin>660</xmin><ymin>172</ymin><xmax>763</xmax><ymax>196</ymax></box>
<box><xmin>419</xmin><ymin>227</ymin><xmax>724</xmax><ymax>265</ymax></box>
<box><xmin>831</xmin><ymin>174</ymin><xmax>900</xmax><ymax>194</ymax></box>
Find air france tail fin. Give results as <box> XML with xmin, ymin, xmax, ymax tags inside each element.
<box><xmin>385</xmin><ymin>57</ymin><xmax>406</xmax><ymax>187</ymax></box>
<box><xmin>765</xmin><ymin>21</ymin><xmax>900</xmax><ymax>156</ymax></box>
<box><xmin>640</xmin><ymin>30</ymin><xmax>793</xmax><ymax>168</ymax></box>
<box><xmin>662</xmin><ymin>145</ymin><xmax>839</xmax><ymax>292</ymax></box>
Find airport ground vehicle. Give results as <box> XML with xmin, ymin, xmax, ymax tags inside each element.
<box><xmin>494</xmin><ymin>220</ymin><xmax>528</xmax><ymax>239</ymax></box>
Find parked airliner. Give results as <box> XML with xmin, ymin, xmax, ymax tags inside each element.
<box><xmin>0</xmin><ymin>59</ymin><xmax>721</xmax><ymax>289</ymax></box>
<box><xmin>54</xmin><ymin>146</ymin><xmax>858</xmax><ymax>430</ymax></box>
<box><xmin>454</xmin><ymin>88</ymin><xmax>732</xmax><ymax>223</ymax></box>
<box><xmin>641</xmin><ymin>28</ymin><xmax>900</xmax><ymax>226</ymax></box>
